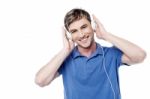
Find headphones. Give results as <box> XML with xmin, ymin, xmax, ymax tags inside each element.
<box><xmin>101</xmin><ymin>46</ymin><xmax>116</xmax><ymax>99</ymax></box>
<box><xmin>92</xmin><ymin>15</ymin><xmax>116</xmax><ymax>98</ymax></box>
<box><xmin>91</xmin><ymin>20</ymin><xmax>96</xmax><ymax>32</ymax></box>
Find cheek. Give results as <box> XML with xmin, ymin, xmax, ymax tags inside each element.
<box><xmin>84</xmin><ymin>28</ymin><xmax>93</xmax><ymax>34</ymax></box>
<box><xmin>85</xmin><ymin>30</ymin><xmax>94</xmax><ymax>36</ymax></box>
<box><xmin>71</xmin><ymin>34</ymin><xmax>78</xmax><ymax>41</ymax></box>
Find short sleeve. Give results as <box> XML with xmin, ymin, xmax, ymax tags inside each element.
<box><xmin>105</xmin><ymin>46</ymin><xmax>125</xmax><ymax>67</ymax></box>
<box><xmin>58</xmin><ymin>52</ymin><xmax>73</xmax><ymax>75</ymax></box>
<box><xmin>58</xmin><ymin>61</ymin><xmax>65</xmax><ymax>75</ymax></box>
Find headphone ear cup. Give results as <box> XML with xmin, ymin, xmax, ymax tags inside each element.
<box><xmin>67</xmin><ymin>32</ymin><xmax>72</xmax><ymax>39</ymax></box>
<box><xmin>91</xmin><ymin>21</ymin><xmax>96</xmax><ymax>31</ymax></box>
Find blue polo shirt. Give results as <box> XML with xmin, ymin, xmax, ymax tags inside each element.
<box><xmin>58</xmin><ymin>43</ymin><xmax>124</xmax><ymax>99</ymax></box>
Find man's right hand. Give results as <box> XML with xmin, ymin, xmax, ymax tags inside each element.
<box><xmin>62</xmin><ymin>27</ymin><xmax>75</xmax><ymax>54</ymax></box>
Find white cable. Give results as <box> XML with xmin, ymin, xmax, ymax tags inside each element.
<box><xmin>101</xmin><ymin>46</ymin><xmax>116</xmax><ymax>99</ymax></box>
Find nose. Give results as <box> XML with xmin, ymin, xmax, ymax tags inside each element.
<box><xmin>78</xmin><ymin>31</ymin><xmax>85</xmax><ymax>37</ymax></box>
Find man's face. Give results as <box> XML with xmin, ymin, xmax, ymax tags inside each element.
<box><xmin>68</xmin><ymin>17</ymin><xmax>95</xmax><ymax>49</ymax></box>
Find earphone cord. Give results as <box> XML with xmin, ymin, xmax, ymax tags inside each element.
<box><xmin>101</xmin><ymin>47</ymin><xmax>116</xmax><ymax>99</ymax></box>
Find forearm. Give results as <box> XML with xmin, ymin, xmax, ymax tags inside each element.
<box><xmin>93</xmin><ymin>15</ymin><xmax>146</xmax><ymax>63</ymax></box>
<box><xmin>35</xmin><ymin>49</ymin><xmax>70</xmax><ymax>87</ymax></box>
<box><xmin>104</xmin><ymin>33</ymin><xmax>146</xmax><ymax>62</ymax></box>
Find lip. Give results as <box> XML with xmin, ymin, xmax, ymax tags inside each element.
<box><xmin>79</xmin><ymin>36</ymin><xmax>89</xmax><ymax>42</ymax></box>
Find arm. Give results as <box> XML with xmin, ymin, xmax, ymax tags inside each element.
<box><xmin>93</xmin><ymin>15</ymin><xmax>146</xmax><ymax>65</ymax></box>
<box><xmin>103</xmin><ymin>33</ymin><xmax>146</xmax><ymax>65</ymax></box>
<box><xmin>35</xmin><ymin>28</ymin><xmax>74</xmax><ymax>87</ymax></box>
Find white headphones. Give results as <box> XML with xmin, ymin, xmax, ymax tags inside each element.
<box><xmin>91</xmin><ymin>16</ymin><xmax>97</xmax><ymax>31</ymax></box>
<box><xmin>92</xmin><ymin>15</ymin><xmax>116</xmax><ymax>98</ymax></box>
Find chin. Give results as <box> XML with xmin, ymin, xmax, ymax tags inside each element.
<box><xmin>78</xmin><ymin>42</ymin><xmax>92</xmax><ymax>49</ymax></box>
<box><xmin>76</xmin><ymin>37</ymin><xmax>95</xmax><ymax>49</ymax></box>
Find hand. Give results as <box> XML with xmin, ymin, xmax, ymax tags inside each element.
<box><xmin>92</xmin><ymin>15</ymin><xmax>109</xmax><ymax>40</ymax></box>
<box><xmin>62</xmin><ymin>27</ymin><xmax>75</xmax><ymax>54</ymax></box>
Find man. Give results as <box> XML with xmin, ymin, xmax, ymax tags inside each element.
<box><xmin>35</xmin><ymin>8</ymin><xmax>146</xmax><ymax>99</ymax></box>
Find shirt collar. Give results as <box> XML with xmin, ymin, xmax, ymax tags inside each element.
<box><xmin>72</xmin><ymin>43</ymin><xmax>103</xmax><ymax>59</ymax></box>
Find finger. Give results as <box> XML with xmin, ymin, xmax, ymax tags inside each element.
<box><xmin>92</xmin><ymin>14</ymin><xmax>98</xmax><ymax>23</ymax></box>
<box><xmin>92</xmin><ymin>14</ymin><xmax>104</xmax><ymax>28</ymax></box>
<box><xmin>92</xmin><ymin>14</ymin><xmax>99</xmax><ymax>29</ymax></box>
<box><xmin>92</xmin><ymin>14</ymin><xmax>102</xmax><ymax>26</ymax></box>
<box><xmin>62</xmin><ymin>26</ymin><xmax>66</xmax><ymax>37</ymax></box>
<box><xmin>62</xmin><ymin>26</ymin><xmax>68</xmax><ymax>39</ymax></box>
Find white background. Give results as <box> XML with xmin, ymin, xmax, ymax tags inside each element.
<box><xmin>0</xmin><ymin>0</ymin><xmax>149</xmax><ymax>99</ymax></box>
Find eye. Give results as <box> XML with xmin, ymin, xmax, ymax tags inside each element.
<box><xmin>81</xmin><ymin>24</ymin><xmax>87</xmax><ymax>29</ymax></box>
<box><xmin>70</xmin><ymin>30</ymin><xmax>77</xmax><ymax>34</ymax></box>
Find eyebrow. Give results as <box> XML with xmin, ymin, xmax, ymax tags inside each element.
<box><xmin>70</xmin><ymin>29</ymin><xmax>77</xmax><ymax>33</ymax></box>
<box><xmin>69</xmin><ymin>23</ymin><xmax>88</xmax><ymax>33</ymax></box>
<box><xmin>81</xmin><ymin>24</ymin><xmax>88</xmax><ymax>28</ymax></box>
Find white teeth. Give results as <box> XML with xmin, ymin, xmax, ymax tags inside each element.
<box><xmin>80</xmin><ymin>37</ymin><xmax>88</xmax><ymax>42</ymax></box>
<box><xmin>82</xmin><ymin>38</ymin><xmax>87</xmax><ymax>41</ymax></box>
<box><xmin>79</xmin><ymin>36</ymin><xmax>89</xmax><ymax>42</ymax></box>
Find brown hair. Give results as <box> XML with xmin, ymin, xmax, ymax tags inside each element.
<box><xmin>64</xmin><ymin>8</ymin><xmax>91</xmax><ymax>31</ymax></box>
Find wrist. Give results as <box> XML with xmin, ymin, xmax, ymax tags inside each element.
<box><xmin>61</xmin><ymin>48</ymin><xmax>72</xmax><ymax>56</ymax></box>
<box><xmin>101</xmin><ymin>32</ymin><xmax>111</xmax><ymax>40</ymax></box>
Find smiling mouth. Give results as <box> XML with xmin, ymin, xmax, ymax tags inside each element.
<box><xmin>79</xmin><ymin>36</ymin><xmax>89</xmax><ymax>42</ymax></box>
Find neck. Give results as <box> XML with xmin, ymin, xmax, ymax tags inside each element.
<box><xmin>78</xmin><ymin>42</ymin><xmax>97</xmax><ymax>57</ymax></box>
